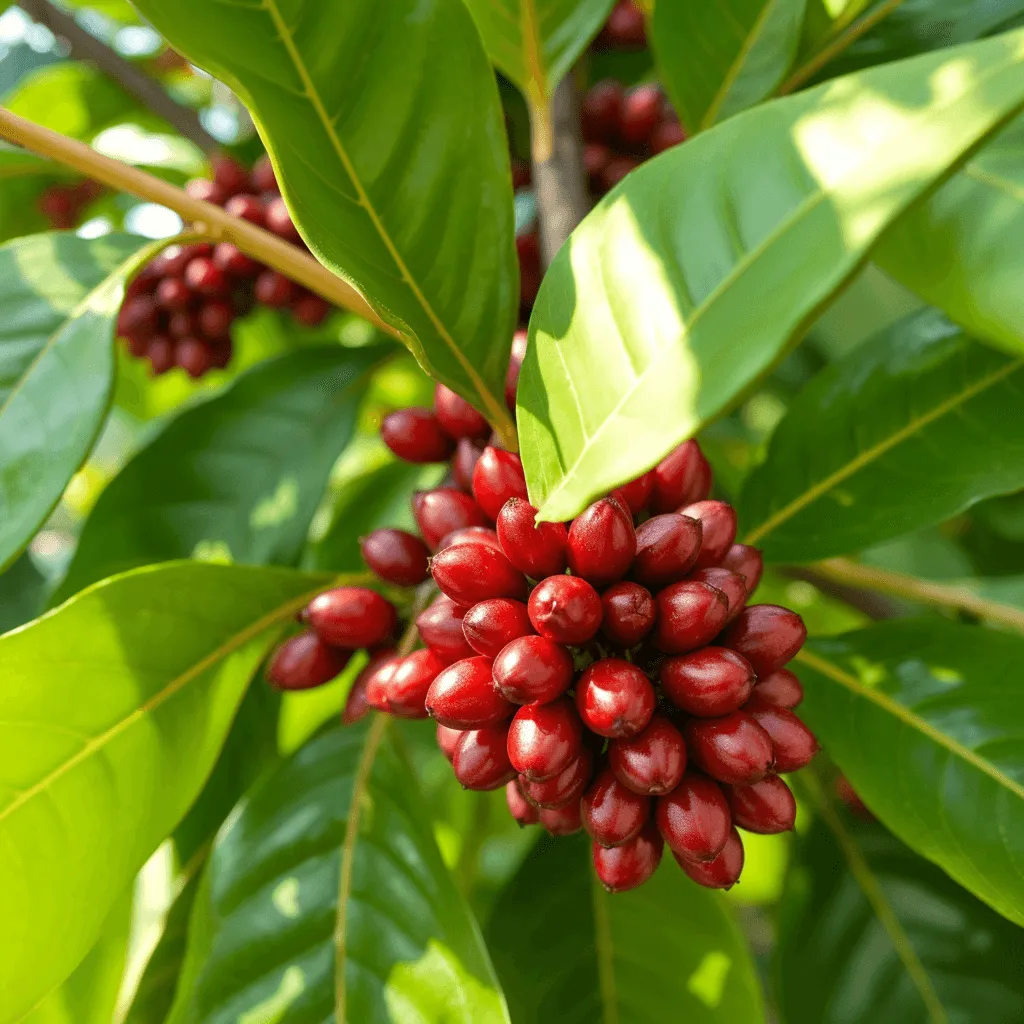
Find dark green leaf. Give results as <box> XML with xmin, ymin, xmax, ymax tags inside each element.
<box><xmin>518</xmin><ymin>32</ymin><xmax>1024</xmax><ymax>521</ymax></box>
<box><xmin>487</xmin><ymin>833</ymin><xmax>764</xmax><ymax>1023</ymax></box>
<box><xmin>739</xmin><ymin>311</ymin><xmax>1024</xmax><ymax>562</ymax></box>
<box><xmin>0</xmin><ymin>561</ymin><xmax>331</xmax><ymax>1022</ymax></box>
<box><xmin>795</xmin><ymin>621</ymin><xmax>1024</xmax><ymax>928</ymax></box>
<box><xmin>0</xmin><ymin>552</ymin><xmax>46</xmax><ymax>634</ymax></box>
<box><xmin>130</xmin><ymin>0</ymin><xmax>519</xmax><ymax>440</ymax></box>
<box><xmin>0</xmin><ymin>232</ymin><xmax>157</xmax><ymax>572</ymax></box>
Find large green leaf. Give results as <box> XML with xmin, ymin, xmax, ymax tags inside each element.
<box><xmin>777</xmin><ymin>814</ymin><xmax>1024</xmax><ymax>1023</ymax></box>
<box><xmin>650</xmin><ymin>0</ymin><xmax>807</xmax><ymax>132</ymax></box>
<box><xmin>486</xmin><ymin>833</ymin><xmax>764</xmax><ymax>1023</ymax></box>
<box><xmin>795</xmin><ymin>621</ymin><xmax>1024</xmax><ymax>928</ymax></box>
<box><xmin>739</xmin><ymin>311</ymin><xmax>1024</xmax><ymax>562</ymax></box>
<box><xmin>178</xmin><ymin>719</ymin><xmax>509</xmax><ymax>1024</ymax></box>
<box><xmin>517</xmin><ymin>31</ymin><xmax>1024</xmax><ymax>521</ymax></box>
<box><xmin>56</xmin><ymin>345</ymin><xmax>385</xmax><ymax>601</ymax></box>
<box><xmin>0</xmin><ymin>561</ymin><xmax>331</xmax><ymax>1023</ymax></box>
<box><xmin>0</xmin><ymin>553</ymin><xmax>46</xmax><ymax>635</ymax></box>
<box><xmin>130</xmin><ymin>0</ymin><xmax>519</xmax><ymax>440</ymax></box>
<box><xmin>0</xmin><ymin>232</ymin><xmax>157</xmax><ymax>572</ymax></box>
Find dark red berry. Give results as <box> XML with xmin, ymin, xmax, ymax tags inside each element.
<box><xmin>147</xmin><ymin>337</ymin><xmax>175</xmax><ymax>375</ymax></box>
<box><xmin>211</xmin><ymin>156</ymin><xmax>250</xmax><ymax>196</ymax></box>
<box><xmin>599</xmin><ymin>156</ymin><xmax>639</xmax><ymax>192</ymax></box>
<box><xmin>753</xmin><ymin>668</ymin><xmax>803</xmax><ymax>709</ymax></box>
<box><xmin>167</xmin><ymin>310</ymin><xmax>198</xmax><ymax>339</ymax></box>
<box><xmin>745</xmin><ymin>700</ymin><xmax>818</xmax><ymax>772</ymax></box>
<box><xmin>660</xmin><ymin>647</ymin><xmax>755</xmax><ymax>717</ymax></box>
<box><xmin>582</xmin><ymin>79</ymin><xmax>623</xmax><ymax>143</ymax></box>
<box><xmin>680</xmin><ymin>501</ymin><xmax>737</xmax><ymax>568</ymax></box>
<box><xmin>264</xmin><ymin>196</ymin><xmax>302</xmax><ymax>242</ymax></box>
<box><xmin>431</xmin><ymin>543</ymin><xmax>527</xmax><ymax>607</ymax></box>
<box><xmin>361</xmin><ymin>528</ymin><xmax>430</xmax><ymax>587</ymax></box>
<box><xmin>633</xmin><ymin>513</ymin><xmax>702</xmax><ymax>586</ymax></box>
<box><xmin>437</xmin><ymin>724</ymin><xmax>463</xmax><ymax>762</ymax></box>
<box><xmin>507</xmin><ymin>779</ymin><xmax>540</xmax><ymax>825</ymax></box>
<box><xmin>619</xmin><ymin>84</ymin><xmax>662</xmax><ymax>146</ymax></box>
<box><xmin>185</xmin><ymin>178</ymin><xmax>227</xmax><ymax>205</ymax></box>
<box><xmin>425</xmin><ymin>656</ymin><xmax>514</xmax><ymax>729</ymax></box>
<box><xmin>684</xmin><ymin>712</ymin><xmax>774</xmax><ymax>785</ymax></box>
<box><xmin>576</xmin><ymin>658</ymin><xmax>656</xmax><ymax>738</ymax></box>
<box><xmin>363</xmin><ymin>654</ymin><xmax>400</xmax><ymax>712</ymax></box>
<box><xmin>505</xmin><ymin>329</ymin><xmax>528</xmax><ymax>410</ymax></box>
<box><xmin>584</xmin><ymin>142</ymin><xmax>612</xmax><ymax>189</ymax></box>
<box><xmin>198</xmin><ymin>299</ymin><xmax>234</xmax><ymax>341</ymax></box>
<box><xmin>507</xmin><ymin>697</ymin><xmax>583</xmax><ymax>781</ymax></box>
<box><xmin>567</xmin><ymin>497</ymin><xmax>636</xmax><ymax>586</ymax></box>
<box><xmin>156</xmin><ymin>276</ymin><xmax>191</xmax><ymax>311</ymax></box>
<box><xmin>413</xmin><ymin>488</ymin><xmax>489</xmax><ymax>549</ymax></box>
<box><xmin>176</xmin><ymin>338</ymin><xmax>212</xmax><ymax>379</ymax></box>
<box><xmin>650</xmin><ymin>118</ymin><xmax>685</xmax><ymax>154</ymax></box>
<box><xmin>521</xmin><ymin>748</ymin><xmax>593</xmax><ymax>808</ymax></box>
<box><xmin>528</xmin><ymin>575</ymin><xmax>603</xmax><ymax>644</ymax></box>
<box><xmin>727</xmin><ymin>776</ymin><xmax>796</xmax><ymax>834</ymax></box>
<box><xmin>452</xmin><ymin>439</ymin><xmax>483</xmax><ymax>492</ymax></box>
<box><xmin>492</xmin><ymin>634</ymin><xmax>573</xmax><ymax>704</ymax></box>
<box><xmin>416</xmin><ymin>595</ymin><xmax>475</xmax><ymax>663</ymax></box>
<box><xmin>601</xmin><ymin>581</ymin><xmax>657</xmax><ymax>647</ymax></box>
<box><xmin>255</xmin><ymin>270</ymin><xmax>297</xmax><ymax>307</ymax></box>
<box><xmin>224</xmin><ymin>193</ymin><xmax>265</xmax><ymax>225</ymax></box>
<box><xmin>292</xmin><ymin>293</ymin><xmax>331</xmax><ymax>327</ymax></box>
<box><xmin>209</xmin><ymin>340</ymin><xmax>232</xmax><ymax>369</ymax></box>
<box><xmin>117</xmin><ymin>295</ymin><xmax>159</xmax><ymax>339</ymax></box>
<box><xmin>387</xmin><ymin>648</ymin><xmax>446</xmax><ymax>719</ymax></box>
<box><xmin>836</xmin><ymin>776</ymin><xmax>874</xmax><ymax>819</ymax></box>
<box><xmin>719</xmin><ymin>543</ymin><xmax>763</xmax><ymax>595</ymax></box>
<box><xmin>342</xmin><ymin>673</ymin><xmax>371</xmax><ymax>725</ymax></box>
<box><xmin>266</xmin><ymin>630</ymin><xmax>349</xmax><ymax>690</ymax></box>
<box><xmin>720</xmin><ymin>605</ymin><xmax>807</xmax><ymax>676</ymax></box>
<box><xmin>345</xmin><ymin>650</ymin><xmax>395</xmax><ymax>721</ymax></box>
<box><xmin>653</xmin><ymin>581</ymin><xmax>729</xmax><ymax>654</ymax></box>
<box><xmin>592</xmin><ymin>821</ymin><xmax>663</xmax><ymax>893</ymax></box>
<box><xmin>304</xmin><ymin>586</ymin><xmax>396</xmax><ymax>649</ymax></box>
<box><xmin>614</xmin><ymin>470</ymin><xmax>655</xmax><ymax>515</ymax></box>
<box><xmin>185</xmin><ymin>257</ymin><xmax>229</xmax><ymax>297</ymax></box>
<box><xmin>472</xmin><ymin>447</ymin><xmax>528</xmax><ymax>520</ymax></box>
<box><xmin>656</xmin><ymin>773</ymin><xmax>731</xmax><ymax>862</ymax></box>
<box><xmin>381</xmin><ymin>408</ymin><xmax>455</xmax><ymax>463</ymax></box>
<box><xmin>674</xmin><ymin>828</ymin><xmax>744</xmax><ymax>889</ymax></box>
<box><xmin>609</xmin><ymin>714</ymin><xmax>687</xmax><ymax>796</ymax></box>
<box><xmin>438</xmin><ymin>526</ymin><xmax>503</xmax><ymax>552</ymax></box>
<box><xmin>251</xmin><ymin>154</ymin><xmax>278</xmax><ymax>193</ymax></box>
<box><xmin>688</xmin><ymin>567</ymin><xmax>747</xmax><ymax>620</ymax></box>
<box><xmin>434</xmin><ymin>383</ymin><xmax>490</xmax><ymax>440</ymax></box>
<box><xmin>496</xmin><ymin>497</ymin><xmax>568</xmax><ymax>579</ymax></box>
<box><xmin>652</xmin><ymin>441</ymin><xmax>712</xmax><ymax>513</ymax></box>
<box><xmin>462</xmin><ymin>599</ymin><xmax>534</xmax><ymax>659</ymax></box>
<box><xmin>539</xmin><ymin>802</ymin><xmax>583</xmax><ymax>836</ymax></box>
<box><xmin>582</xmin><ymin>767</ymin><xmax>650</xmax><ymax>847</ymax></box>
<box><xmin>452</xmin><ymin>723</ymin><xmax>516</xmax><ymax>790</ymax></box>
<box><xmin>213</xmin><ymin>242</ymin><xmax>261</xmax><ymax>278</ymax></box>
<box><xmin>603</xmin><ymin>0</ymin><xmax>647</xmax><ymax>48</ymax></box>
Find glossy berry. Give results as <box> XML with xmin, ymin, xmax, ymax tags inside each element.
<box><xmin>727</xmin><ymin>776</ymin><xmax>796</xmax><ymax>834</ymax></box>
<box><xmin>619</xmin><ymin>84</ymin><xmax>663</xmax><ymax>146</ymax></box>
<box><xmin>601</xmin><ymin>581</ymin><xmax>657</xmax><ymax>647</ymax></box>
<box><xmin>416</xmin><ymin>595</ymin><xmax>475</xmax><ymax>663</ymax></box>
<box><xmin>655</xmin><ymin>773</ymin><xmax>731</xmax><ymax>862</ymax></box>
<box><xmin>581</xmin><ymin>79</ymin><xmax>623</xmax><ymax>142</ymax></box>
<box><xmin>472</xmin><ymin>447</ymin><xmax>529</xmax><ymax>520</ymax></box>
<box><xmin>386</xmin><ymin>648</ymin><xmax>446</xmax><ymax>719</ymax></box>
<box><xmin>381</xmin><ymin>408</ymin><xmax>456</xmax><ymax>463</ymax></box>
<box><xmin>438</xmin><ymin>526</ymin><xmax>503</xmax><ymax>552</ymax></box>
<box><xmin>437</xmin><ymin>723</ymin><xmax>463</xmax><ymax>763</ymax></box>
<box><xmin>753</xmin><ymin>668</ymin><xmax>804</xmax><ymax>709</ymax></box>
<box><xmin>567</xmin><ymin>497</ymin><xmax>636</xmax><ymax>585</ymax></box>
<box><xmin>462</xmin><ymin>599</ymin><xmax>533</xmax><ymax>659</ymax></box>
<box><xmin>653</xmin><ymin>581</ymin><xmax>730</xmax><ymax>654</ymax></box>
<box><xmin>360</xmin><ymin>528</ymin><xmax>430</xmax><ymax>587</ymax></box>
<box><xmin>539</xmin><ymin>802</ymin><xmax>583</xmax><ymax>836</ymax></box>
<box><xmin>431</xmin><ymin>543</ymin><xmax>527</xmax><ymax>607</ymax></box>
<box><xmin>507</xmin><ymin>779</ymin><xmax>540</xmax><ymax>826</ymax></box>
<box><xmin>633</xmin><ymin>513</ymin><xmax>702</xmax><ymax>586</ymax></box>
<box><xmin>425</xmin><ymin>656</ymin><xmax>514</xmax><ymax>729</ymax></box>
<box><xmin>305</xmin><ymin>587</ymin><xmax>396</xmax><ymax>649</ymax></box>
<box><xmin>433</xmin><ymin>383</ymin><xmax>490</xmax><ymax>440</ymax></box>
<box><xmin>592</xmin><ymin>822</ymin><xmax>663</xmax><ymax>893</ymax></box>
<box><xmin>492</xmin><ymin>635</ymin><xmax>573</xmax><ymax>704</ymax></box>
<box><xmin>452</xmin><ymin>439</ymin><xmax>483</xmax><ymax>492</ymax></box>
<box><xmin>576</xmin><ymin>658</ymin><xmax>656</xmax><ymax>738</ymax></box>
<box><xmin>719</xmin><ymin>543</ymin><xmax>763</xmax><ymax>596</ymax></box>
<box><xmin>497</xmin><ymin>498</ymin><xmax>568</xmax><ymax>579</ymax></box>
<box><xmin>745</xmin><ymin>700</ymin><xmax>818</xmax><ymax>772</ymax></box>
<box><xmin>674</xmin><ymin>828</ymin><xmax>744</xmax><ymax>889</ymax></box>
<box><xmin>413</xmin><ymin>488</ymin><xmax>489</xmax><ymax>550</ymax></box>
<box><xmin>659</xmin><ymin>647</ymin><xmax>756</xmax><ymax>717</ymax></box>
<box><xmin>363</xmin><ymin>655</ymin><xmax>400</xmax><ymax>712</ymax></box>
<box><xmin>719</xmin><ymin>605</ymin><xmax>807</xmax><ymax>676</ymax></box>
<box><xmin>266</xmin><ymin>630</ymin><xmax>349</xmax><ymax>690</ymax></box>
<box><xmin>528</xmin><ymin>574</ymin><xmax>603</xmax><ymax>644</ymax></box>
<box><xmin>452</xmin><ymin>723</ymin><xmax>516</xmax><ymax>790</ymax></box>
<box><xmin>582</xmin><ymin>768</ymin><xmax>650</xmax><ymax>847</ymax></box>
<box><xmin>652</xmin><ymin>441</ymin><xmax>712</xmax><ymax>513</ymax></box>
<box><xmin>507</xmin><ymin>697</ymin><xmax>584</xmax><ymax>781</ymax></box>
<box><xmin>609</xmin><ymin>714</ymin><xmax>687</xmax><ymax>796</ymax></box>
<box><xmin>688</xmin><ymin>567</ymin><xmax>747</xmax><ymax>620</ymax></box>
<box><xmin>684</xmin><ymin>712</ymin><xmax>774</xmax><ymax>785</ymax></box>
<box><xmin>521</xmin><ymin>748</ymin><xmax>593</xmax><ymax>809</ymax></box>
<box><xmin>614</xmin><ymin>469</ymin><xmax>655</xmax><ymax>514</ymax></box>
<box><xmin>680</xmin><ymin>501</ymin><xmax>737</xmax><ymax>568</ymax></box>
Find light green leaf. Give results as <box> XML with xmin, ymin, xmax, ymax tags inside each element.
<box><xmin>0</xmin><ymin>561</ymin><xmax>332</xmax><ymax>1023</ymax></box>
<box><xmin>518</xmin><ymin>30</ymin><xmax>1024</xmax><ymax>521</ymax></box>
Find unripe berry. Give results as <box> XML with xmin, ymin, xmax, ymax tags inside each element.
<box><xmin>720</xmin><ymin>605</ymin><xmax>807</xmax><ymax>676</ymax></box>
<box><xmin>264</xmin><ymin>197</ymin><xmax>302</xmax><ymax>243</ymax></box>
<box><xmin>581</xmin><ymin>79</ymin><xmax>623</xmax><ymax>143</ymax></box>
<box><xmin>387</xmin><ymin>648</ymin><xmax>446</xmax><ymax>719</ymax></box>
<box><xmin>684</xmin><ymin>712</ymin><xmax>774</xmax><ymax>785</ymax></box>
<box><xmin>745</xmin><ymin>699</ymin><xmax>818</xmax><ymax>772</ymax></box>
<box><xmin>539</xmin><ymin>802</ymin><xmax>583</xmax><ymax>836</ymax></box>
<box><xmin>653</xmin><ymin>581</ymin><xmax>729</xmax><ymax>654</ymax></box>
<box><xmin>521</xmin><ymin>748</ymin><xmax>594</xmax><ymax>808</ymax></box>
<box><xmin>619</xmin><ymin>84</ymin><xmax>662</xmax><ymax>146</ymax></box>
<box><xmin>185</xmin><ymin>257</ymin><xmax>229</xmax><ymax>297</ymax></box>
<box><xmin>609</xmin><ymin>714</ymin><xmax>687</xmax><ymax>796</ymax></box>
<box><xmin>582</xmin><ymin>767</ymin><xmax>650</xmax><ymax>847</ymax></box>
<box><xmin>431</xmin><ymin>543</ymin><xmax>527</xmax><ymax>607</ymax></box>
<box><xmin>497</xmin><ymin>497</ymin><xmax>568</xmax><ymax>579</ymax></box>
<box><xmin>601</xmin><ymin>581</ymin><xmax>657</xmax><ymax>647</ymax></box>
<box><xmin>752</xmin><ymin>668</ymin><xmax>803</xmax><ymax>709</ymax></box>
<box><xmin>506</xmin><ymin>779</ymin><xmax>539</xmax><ymax>826</ymax></box>
<box><xmin>426</xmin><ymin>656</ymin><xmax>514</xmax><ymax>729</ymax></box>
<box><xmin>528</xmin><ymin>574</ymin><xmax>603</xmax><ymax>644</ymax></box>
<box><xmin>614</xmin><ymin>469</ymin><xmax>655</xmax><ymax>514</ymax></box>
<box><xmin>652</xmin><ymin>441</ymin><xmax>712</xmax><ymax>513</ymax></box>
<box><xmin>382</xmin><ymin>408</ymin><xmax>456</xmax><ymax>464</ymax></box>
<box><xmin>413</xmin><ymin>488</ymin><xmax>488</xmax><ymax>549</ymax></box>
<box><xmin>719</xmin><ymin>543</ymin><xmax>763</xmax><ymax>596</ymax></box>
<box><xmin>673</xmin><ymin>828</ymin><xmax>744</xmax><ymax>889</ymax></box>
<box><xmin>434</xmin><ymin>383</ymin><xmax>490</xmax><ymax>440</ymax></box>
<box><xmin>266</xmin><ymin>630</ymin><xmax>349</xmax><ymax>690</ymax></box>
<box><xmin>576</xmin><ymin>658</ymin><xmax>656</xmax><ymax>738</ymax></box>
<box><xmin>462</xmin><ymin>598</ymin><xmax>533</xmax><ymax>659</ymax></box>
<box><xmin>305</xmin><ymin>587</ymin><xmax>396</xmax><ymax>649</ymax></box>
<box><xmin>688</xmin><ymin>567</ymin><xmax>747</xmax><ymax>620</ymax></box>
<box><xmin>346</xmin><ymin>650</ymin><xmax>397</xmax><ymax>720</ymax></box>
<box><xmin>361</xmin><ymin>528</ymin><xmax>430</xmax><ymax>587</ymax></box>
<box><xmin>492</xmin><ymin>634</ymin><xmax>574</xmax><ymax>704</ymax></box>
<box><xmin>592</xmin><ymin>821</ymin><xmax>663</xmax><ymax>893</ymax></box>
<box><xmin>437</xmin><ymin>723</ymin><xmax>463</xmax><ymax>763</ymax></box>
<box><xmin>680</xmin><ymin>501</ymin><xmax>737</xmax><ymax>568</ymax></box>
<box><xmin>452</xmin><ymin>439</ymin><xmax>483</xmax><ymax>492</ymax></box>
<box><xmin>472</xmin><ymin>447</ymin><xmax>528</xmax><ymax>520</ymax></box>
<box><xmin>656</xmin><ymin>773</ymin><xmax>731</xmax><ymax>862</ymax></box>
<box><xmin>363</xmin><ymin>654</ymin><xmax>400</xmax><ymax>712</ymax></box>
<box><xmin>507</xmin><ymin>697</ymin><xmax>583</xmax><ymax>781</ymax></box>
<box><xmin>633</xmin><ymin>513</ymin><xmax>702</xmax><ymax>586</ymax></box>
<box><xmin>416</xmin><ymin>595</ymin><xmax>475</xmax><ymax>663</ymax></box>
<box><xmin>660</xmin><ymin>647</ymin><xmax>755</xmax><ymax>717</ymax></box>
<box><xmin>438</xmin><ymin>526</ymin><xmax>503</xmax><ymax>552</ymax></box>
<box><xmin>452</xmin><ymin>723</ymin><xmax>516</xmax><ymax>790</ymax></box>
<box><xmin>567</xmin><ymin>497</ymin><xmax>636</xmax><ymax>585</ymax></box>
<box><xmin>224</xmin><ymin>193</ymin><xmax>265</xmax><ymax>225</ymax></box>
<box><xmin>727</xmin><ymin>776</ymin><xmax>796</xmax><ymax>834</ymax></box>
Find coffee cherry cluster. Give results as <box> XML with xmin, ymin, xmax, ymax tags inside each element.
<box><xmin>116</xmin><ymin>155</ymin><xmax>332</xmax><ymax>378</ymax></box>
<box><xmin>594</xmin><ymin>0</ymin><xmax>647</xmax><ymax>50</ymax></box>
<box><xmin>38</xmin><ymin>180</ymin><xmax>105</xmax><ymax>230</ymax></box>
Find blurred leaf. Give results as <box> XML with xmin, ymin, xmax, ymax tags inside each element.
<box><xmin>0</xmin><ymin>552</ymin><xmax>46</xmax><ymax>634</ymax></box>
<box><xmin>0</xmin><ymin>562</ymin><xmax>331</xmax><ymax>1023</ymax></box>
<box><xmin>796</xmin><ymin>621</ymin><xmax>1024</xmax><ymax>928</ymax></box>
<box><xmin>752</xmin><ymin>569</ymin><xmax>870</xmax><ymax>635</ymax></box>
<box><xmin>741</xmin><ymin>311</ymin><xmax>1024</xmax><ymax>562</ymax></box>
<box><xmin>91</xmin><ymin>124</ymin><xmax>206</xmax><ymax>181</ymax></box>
<box><xmin>518</xmin><ymin>32</ymin><xmax>1024</xmax><ymax>521</ymax></box>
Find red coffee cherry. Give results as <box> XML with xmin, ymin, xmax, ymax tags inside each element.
<box><xmin>492</xmin><ymin>635</ymin><xmax>573</xmax><ymax>704</ymax></box>
<box><xmin>752</xmin><ymin>668</ymin><xmax>804</xmax><ymax>709</ymax></box>
<box><xmin>361</xmin><ymin>528</ymin><xmax>430</xmax><ymax>587</ymax></box>
<box><xmin>462</xmin><ymin>598</ymin><xmax>533</xmax><ymax>659</ymax></box>
<box><xmin>266</xmin><ymin>630</ymin><xmax>349</xmax><ymax>690</ymax></box>
<box><xmin>836</xmin><ymin>776</ymin><xmax>875</xmax><ymax>820</ymax></box>
<box><xmin>521</xmin><ymin>748</ymin><xmax>594</xmax><ymax>809</ymax></box>
<box><xmin>613</xmin><ymin>469</ymin><xmax>655</xmax><ymax>515</ymax></box>
<box><xmin>655</xmin><ymin>773</ymin><xmax>731</xmax><ymax>862</ymax></box>
<box><xmin>167</xmin><ymin>310</ymin><xmax>198</xmax><ymax>339</ymax></box>
<box><xmin>433</xmin><ymin>383</ymin><xmax>490</xmax><ymax>440</ymax></box>
<box><xmin>745</xmin><ymin>700</ymin><xmax>819</xmax><ymax>773</ymax></box>
<box><xmin>291</xmin><ymin>293</ymin><xmax>331</xmax><ymax>327</ymax></box>
<box><xmin>619</xmin><ymin>84</ymin><xmax>663</xmax><ymax>146</ymax></box>
<box><xmin>507</xmin><ymin>697</ymin><xmax>584</xmax><ymax>781</ymax></box>
<box><xmin>255</xmin><ymin>270</ymin><xmax>298</xmax><ymax>307</ymax></box>
<box><xmin>660</xmin><ymin>647</ymin><xmax>756</xmax><ymax>717</ymax></box>
<box><xmin>224</xmin><ymin>193</ymin><xmax>265</xmax><ymax>225</ymax></box>
<box><xmin>601</xmin><ymin>581</ymin><xmax>657</xmax><ymax>647</ymax></box>
<box><xmin>684</xmin><ymin>712</ymin><xmax>774</xmax><ymax>785</ymax></box>
<box><xmin>727</xmin><ymin>776</ymin><xmax>796</xmax><ymax>834</ymax></box>
<box><xmin>581</xmin><ymin>79</ymin><xmax>624</xmax><ymax>142</ymax></box>
<box><xmin>156</xmin><ymin>276</ymin><xmax>191</xmax><ymax>311</ymax></box>
<box><xmin>507</xmin><ymin>779</ymin><xmax>540</xmax><ymax>826</ymax></box>
<box><xmin>176</xmin><ymin>338</ymin><xmax>213</xmax><ymax>380</ymax></box>
<box><xmin>437</xmin><ymin>723</ymin><xmax>463</xmax><ymax>763</ymax></box>
<box><xmin>264</xmin><ymin>197</ymin><xmax>302</xmax><ymax>243</ymax></box>
<box><xmin>673</xmin><ymin>828</ymin><xmax>744</xmax><ymax>889</ymax></box>
<box><xmin>438</xmin><ymin>526</ymin><xmax>503</xmax><ymax>552</ymax></box>
<box><xmin>344</xmin><ymin>649</ymin><xmax>396</xmax><ymax>722</ymax></box>
<box><xmin>251</xmin><ymin>154</ymin><xmax>278</xmax><ymax>193</ymax></box>
<box><xmin>413</xmin><ymin>488</ymin><xmax>489</xmax><ymax>550</ymax></box>
<box><xmin>719</xmin><ymin>543</ymin><xmax>763</xmax><ymax>596</ymax></box>
<box><xmin>652</xmin><ymin>440</ymin><xmax>712</xmax><ymax>513</ymax></box>
<box><xmin>452</xmin><ymin>439</ymin><xmax>483</xmax><ymax>492</ymax></box>
<box><xmin>679</xmin><ymin>501</ymin><xmax>737</xmax><ymax>568</ymax></box>
<box><xmin>528</xmin><ymin>575</ymin><xmax>603</xmax><ymax>644</ymax></box>
<box><xmin>576</xmin><ymin>658</ymin><xmax>656</xmax><ymax>738</ymax></box>
<box><xmin>719</xmin><ymin>605</ymin><xmax>808</xmax><ymax>676</ymax></box>
<box><xmin>452</xmin><ymin>723</ymin><xmax>516</xmax><ymax>790</ymax></box>
<box><xmin>381</xmin><ymin>408</ymin><xmax>456</xmax><ymax>464</ymax></box>
<box><xmin>650</xmin><ymin>118</ymin><xmax>685</xmax><ymax>154</ymax></box>
<box><xmin>431</xmin><ymin>543</ymin><xmax>527</xmax><ymax>607</ymax></box>
<box><xmin>472</xmin><ymin>447</ymin><xmax>529</xmax><ymax>520</ymax></box>
<box><xmin>609</xmin><ymin>714</ymin><xmax>687</xmax><ymax>796</ymax></box>
<box><xmin>584</xmin><ymin>141</ymin><xmax>612</xmax><ymax>190</ymax></box>
<box><xmin>416</xmin><ymin>595</ymin><xmax>475</xmax><ymax>663</ymax></box>
<box><xmin>211</xmin><ymin>155</ymin><xmax>250</xmax><ymax>195</ymax></box>
<box><xmin>592</xmin><ymin>821</ymin><xmax>663</xmax><ymax>893</ymax></box>
<box><xmin>505</xmin><ymin>329</ymin><xmax>528</xmax><ymax>411</ymax></box>
<box><xmin>633</xmin><ymin>513</ymin><xmax>702</xmax><ymax>586</ymax></box>
<box><xmin>426</xmin><ymin>656</ymin><xmax>514</xmax><ymax>729</ymax></box>
<box><xmin>117</xmin><ymin>295</ymin><xmax>159</xmax><ymax>339</ymax></box>
<box><xmin>185</xmin><ymin>177</ymin><xmax>227</xmax><ymax>205</ymax></box>
<box><xmin>362</xmin><ymin>653</ymin><xmax>401</xmax><ymax>712</ymax></box>
<box><xmin>539</xmin><ymin>801</ymin><xmax>583</xmax><ymax>836</ymax></box>
<box><xmin>602</xmin><ymin>0</ymin><xmax>647</xmax><ymax>48</ymax></box>
<box><xmin>387</xmin><ymin>648</ymin><xmax>446</xmax><ymax>719</ymax></box>
<box><xmin>497</xmin><ymin>497</ymin><xmax>568</xmax><ymax>579</ymax></box>
<box><xmin>198</xmin><ymin>299</ymin><xmax>235</xmax><ymax>341</ymax></box>
<box><xmin>148</xmin><ymin>337</ymin><xmax>176</xmax><ymax>375</ymax></box>
<box><xmin>305</xmin><ymin>587</ymin><xmax>396</xmax><ymax>649</ymax></box>
<box><xmin>653</xmin><ymin>581</ymin><xmax>729</xmax><ymax>654</ymax></box>
<box><xmin>567</xmin><ymin>497</ymin><xmax>636</xmax><ymax>586</ymax></box>
<box><xmin>213</xmin><ymin>241</ymin><xmax>261</xmax><ymax>277</ymax></box>
<box><xmin>582</xmin><ymin>767</ymin><xmax>650</xmax><ymax>847</ymax></box>
<box><xmin>688</xmin><ymin>567</ymin><xmax>747</xmax><ymax>620</ymax></box>
<box><xmin>185</xmin><ymin>257</ymin><xmax>229</xmax><ymax>297</ymax></box>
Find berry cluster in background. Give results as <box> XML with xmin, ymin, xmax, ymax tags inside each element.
<box><xmin>37</xmin><ymin>180</ymin><xmax>106</xmax><ymax>230</ymax></box>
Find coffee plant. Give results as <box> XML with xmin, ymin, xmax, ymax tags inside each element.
<box><xmin>1</xmin><ymin>0</ymin><xmax>1024</xmax><ymax>1021</ymax></box>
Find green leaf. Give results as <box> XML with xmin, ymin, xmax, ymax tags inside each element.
<box><xmin>517</xmin><ymin>31</ymin><xmax>1024</xmax><ymax>521</ymax></box>
<box><xmin>486</xmin><ymin>833</ymin><xmax>764</xmax><ymax>1023</ymax></box>
<box><xmin>0</xmin><ymin>232</ymin><xmax>158</xmax><ymax>573</ymax></box>
<box><xmin>56</xmin><ymin>345</ymin><xmax>385</xmax><ymax>601</ymax></box>
<box><xmin>0</xmin><ymin>561</ymin><xmax>331</xmax><ymax>1023</ymax></box>
<box><xmin>739</xmin><ymin>311</ymin><xmax>1024</xmax><ymax>562</ymax></box>
<box><xmin>0</xmin><ymin>553</ymin><xmax>46</xmax><ymax>635</ymax></box>
<box><xmin>130</xmin><ymin>0</ymin><xmax>519</xmax><ymax>440</ymax></box>
<box><xmin>795</xmin><ymin>621</ymin><xmax>1024</xmax><ymax>928</ymax></box>
<box><xmin>180</xmin><ymin>719</ymin><xmax>509</xmax><ymax>1024</ymax></box>
<box><xmin>777</xmin><ymin>812</ymin><xmax>1024</xmax><ymax>1023</ymax></box>
<box><xmin>650</xmin><ymin>0</ymin><xmax>807</xmax><ymax>132</ymax></box>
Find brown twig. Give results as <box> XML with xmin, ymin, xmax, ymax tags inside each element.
<box><xmin>780</xmin><ymin>566</ymin><xmax>902</xmax><ymax>621</ymax></box>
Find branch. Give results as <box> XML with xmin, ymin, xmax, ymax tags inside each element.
<box><xmin>780</xmin><ymin>566</ymin><xmax>901</xmax><ymax>621</ymax></box>
<box><xmin>18</xmin><ymin>0</ymin><xmax>219</xmax><ymax>154</ymax></box>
